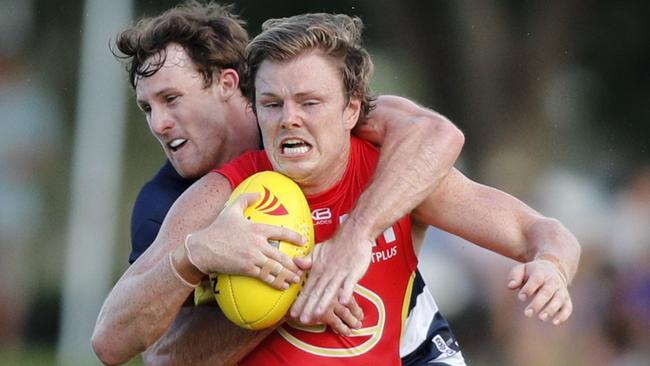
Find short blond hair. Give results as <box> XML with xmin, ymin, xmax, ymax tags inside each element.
<box><xmin>243</xmin><ymin>13</ymin><xmax>376</xmax><ymax>118</ymax></box>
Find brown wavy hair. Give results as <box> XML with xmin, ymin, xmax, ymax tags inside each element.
<box><xmin>113</xmin><ymin>1</ymin><xmax>248</xmax><ymax>89</ymax></box>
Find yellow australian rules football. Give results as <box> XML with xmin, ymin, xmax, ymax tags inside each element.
<box><xmin>215</xmin><ymin>171</ymin><xmax>315</xmax><ymax>330</ymax></box>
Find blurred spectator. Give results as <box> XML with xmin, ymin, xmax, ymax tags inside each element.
<box><xmin>608</xmin><ymin>167</ymin><xmax>650</xmax><ymax>269</ymax></box>
<box><xmin>0</xmin><ymin>0</ymin><xmax>61</xmax><ymax>351</ymax></box>
<box><xmin>606</xmin><ymin>167</ymin><xmax>650</xmax><ymax>365</ymax></box>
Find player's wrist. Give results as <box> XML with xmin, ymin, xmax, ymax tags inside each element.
<box><xmin>337</xmin><ymin>214</ymin><xmax>375</xmax><ymax>248</ymax></box>
<box><xmin>183</xmin><ymin>233</ymin><xmax>209</xmax><ymax>275</ymax></box>
<box><xmin>535</xmin><ymin>253</ymin><xmax>569</xmax><ymax>285</ymax></box>
<box><xmin>169</xmin><ymin>235</ymin><xmax>207</xmax><ymax>288</ymax></box>
<box><xmin>168</xmin><ymin>250</ymin><xmax>201</xmax><ymax>288</ymax></box>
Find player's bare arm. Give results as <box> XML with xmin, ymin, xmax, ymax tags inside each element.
<box><xmin>411</xmin><ymin>168</ymin><xmax>581</xmax><ymax>325</ymax></box>
<box><xmin>91</xmin><ymin>173</ymin><xmax>304</xmax><ymax>365</ymax></box>
<box><xmin>141</xmin><ymin>295</ymin><xmax>364</xmax><ymax>366</ymax></box>
<box><xmin>291</xmin><ymin>95</ymin><xmax>464</xmax><ymax>322</ymax></box>
<box><xmin>142</xmin><ymin>307</ymin><xmax>274</xmax><ymax>366</ymax></box>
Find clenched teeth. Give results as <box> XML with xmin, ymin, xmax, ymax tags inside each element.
<box><xmin>168</xmin><ymin>138</ymin><xmax>187</xmax><ymax>151</ymax></box>
<box><xmin>283</xmin><ymin>145</ymin><xmax>310</xmax><ymax>154</ymax></box>
<box><xmin>281</xmin><ymin>138</ymin><xmax>311</xmax><ymax>155</ymax></box>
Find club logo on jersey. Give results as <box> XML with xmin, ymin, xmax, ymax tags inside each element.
<box><xmin>278</xmin><ymin>284</ymin><xmax>385</xmax><ymax>357</ymax></box>
<box><xmin>311</xmin><ymin>208</ymin><xmax>332</xmax><ymax>225</ymax></box>
<box><xmin>255</xmin><ymin>186</ymin><xmax>288</xmax><ymax>216</ymax></box>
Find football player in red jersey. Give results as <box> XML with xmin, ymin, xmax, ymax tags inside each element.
<box><xmin>93</xmin><ymin>10</ymin><xmax>579</xmax><ymax>366</ymax></box>
<box><xmin>92</xmin><ymin>2</ymin><xmax>465</xmax><ymax>365</ymax></box>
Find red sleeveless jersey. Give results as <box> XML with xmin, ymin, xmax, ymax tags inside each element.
<box><xmin>215</xmin><ymin>137</ymin><xmax>418</xmax><ymax>365</ymax></box>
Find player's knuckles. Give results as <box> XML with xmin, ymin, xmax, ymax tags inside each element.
<box><xmin>528</xmin><ymin>290</ymin><xmax>554</xmax><ymax>310</ymax></box>
<box><xmin>538</xmin><ymin>286</ymin><xmax>557</xmax><ymax>299</ymax></box>
<box><xmin>527</xmin><ymin>270</ymin><xmax>548</xmax><ymax>286</ymax></box>
<box><xmin>544</xmin><ymin>300</ymin><xmax>564</xmax><ymax>317</ymax></box>
<box><xmin>521</xmin><ymin>275</ymin><xmax>545</xmax><ymax>293</ymax></box>
<box><xmin>242</xmin><ymin>263</ymin><xmax>258</xmax><ymax>276</ymax></box>
<box><xmin>269</xmin><ymin>252</ymin><xmax>295</xmax><ymax>272</ymax></box>
<box><xmin>342</xmin><ymin>312</ymin><xmax>359</xmax><ymax>328</ymax></box>
<box><xmin>334</xmin><ymin>304</ymin><xmax>351</xmax><ymax>318</ymax></box>
<box><xmin>279</xmin><ymin>253</ymin><xmax>295</xmax><ymax>268</ymax></box>
<box><xmin>348</xmin><ymin>300</ymin><xmax>362</xmax><ymax>317</ymax></box>
<box><xmin>263</xmin><ymin>274</ymin><xmax>274</xmax><ymax>283</ymax></box>
<box><xmin>327</xmin><ymin>315</ymin><xmax>345</xmax><ymax>334</ymax></box>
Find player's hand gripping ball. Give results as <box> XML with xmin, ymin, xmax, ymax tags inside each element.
<box><xmin>215</xmin><ymin>171</ymin><xmax>315</xmax><ymax>330</ymax></box>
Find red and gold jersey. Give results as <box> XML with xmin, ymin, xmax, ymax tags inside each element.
<box><xmin>215</xmin><ymin>137</ymin><xmax>418</xmax><ymax>365</ymax></box>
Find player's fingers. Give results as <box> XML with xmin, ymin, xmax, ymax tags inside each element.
<box><xmin>257</xmin><ymin>258</ymin><xmax>299</xmax><ymax>288</ymax></box>
<box><xmin>293</xmin><ymin>253</ymin><xmax>312</xmax><ymax>271</ymax></box>
<box><xmin>518</xmin><ymin>271</ymin><xmax>544</xmax><ymax>302</ymax></box>
<box><xmin>299</xmin><ymin>277</ymin><xmax>330</xmax><ymax>322</ymax></box>
<box><xmin>291</xmin><ymin>271</ymin><xmax>318</xmax><ymax>318</ymax></box>
<box><xmin>552</xmin><ymin>299</ymin><xmax>573</xmax><ymax>325</ymax></box>
<box><xmin>270</xmin><ymin>268</ymin><xmax>295</xmax><ymax>289</ymax></box>
<box><xmin>301</xmin><ymin>276</ymin><xmax>338</xmax><ymax>323</ymax></box>
<box><xmin>334</xmin><ymin>301</ymin><xmax>362</xmax><ymax>329</ymax></box>
<box><xmin>524</xmin><ymin>283</ymin><xmax>557</xmax><ymax>318</ymax></box>
<box><xmin>538</xmin><ymin>290</ymin><xmax>567</xmax><ymax>322</ymax></box>
<box><xmin>326</xmin><ymin>311</ymin><xmax>351</xmax><ymax>336</ymax></box>
<box><xmin>507</xmin><ymin>263</ymin><xmax>526</xmax><ymax>290</ymax></box>
<box><xmin>258</xmin><ymin>223</ymin><xmax>306</xmax><ymax>246</ymax></box>
<box><xmin>339</xmin><ymin>274</ymin><xmax>359</xmax><ymax>305</ymax></box>
<box><xmin>290</xmin><ymin>245</ymin><xmax>323</xmax><ymax>317</ymax></box>
<box><xmin>345</xmin><ymin>296</ymin><xmax>363</xmax><ymax>324</ymax></box>
<box><xmin>230</xmin><ymin>192</ymin><xmax>260</xmax><ymax>213</ymax></box>
<box><xmin>260</xmin><ymin>243</ymin><xmax>301</xmax><ymax>276</ymax></box>
<box><xmin>313</xmin><ymin>273</ymin><xmax>347</xmax><ymax>317</ymax></box>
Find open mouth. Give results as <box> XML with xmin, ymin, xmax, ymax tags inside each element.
<box><xmin>168</xmin><ymin>138</ymin><xmax>187</xmax><ymax>152</ymax></box>
<box><xmin>281</xmin><ymin>138</ymin><xmax>312</xmax><ymax>155</ymax></box>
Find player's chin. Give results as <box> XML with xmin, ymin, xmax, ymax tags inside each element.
<box><xmin>277</xmin><ymin>164</ymin><xmax>313</xmax><ymax>182</ymax></box>
<box><xmin>174</xmin><ymin>160</ymin><xmax>206</xmax><ymax>180</ymax></box>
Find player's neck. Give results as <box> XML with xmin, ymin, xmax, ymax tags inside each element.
<box><xmin>299</xmin><ymin>141</ymin><xmax>351</xmax><ymax>197</ymax></box>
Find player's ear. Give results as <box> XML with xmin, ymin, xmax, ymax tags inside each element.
<box><xmin>343</xmin><ymin>97</ymin><xmax>362</xmax><ymax>130</ymax></box>
<box><xmin>216</xmin><ymin>68</ymin><xmax>240</xmax><ymax>100</ymax></box>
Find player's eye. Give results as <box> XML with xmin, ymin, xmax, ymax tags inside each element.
<box><xmin>139</xmin><ymin>104</ymin><xmax>151</xmax><ymax>114</ymax></box>
<box><xmin>262</xmin><ymin>101</ymin><xmax>280</xmax><ymax>108</ymax></box>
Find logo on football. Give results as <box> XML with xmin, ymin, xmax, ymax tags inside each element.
<box><xmin>214</xmin><ymin>171</ymin><xmax>315</xmax><ymax>330</ymax></box>
<box><xmin>255</xmin><ymin>186</ymin><xmax>289</xmax><ymax>216</ymax></box>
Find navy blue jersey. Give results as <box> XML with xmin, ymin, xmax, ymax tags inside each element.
<box><xmin>129</xmin><ymin>160</ymin><xmax>195</xmax><ymax>264</ymax></box>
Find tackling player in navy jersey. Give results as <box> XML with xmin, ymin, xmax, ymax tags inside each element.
<box><xmin>95</xmin><ymin>2</ymin><xmax>466</xmax><ymax>365</ymax></box>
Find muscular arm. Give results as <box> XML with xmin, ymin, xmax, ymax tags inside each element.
<box><xmin>291</xmin><ymin>95</ymin><xmax>465</xmax><ymax>322</ymax></box>
<box><xmin>412</xmin><ymin>168</ymin><xmax>581</xmax><ymax>324</ymax></box>
<box><xmin>92</xmin><ymin>174</ymin><xmax>228</xmax><ymax>365</ymax></box>
<box><xmin>142</xmin><ymin>307</ymin><xmax>273</xmax><ymax>366</ymax></box>
<box><xmin>350</xmin><ymin>95</ymin><xmax>464</xmax><ymax>243</ymax></box>
<box><xmin>91</xmin><ymin>174</ymin><xmax>302</xmax><ymax>365</ymax></box>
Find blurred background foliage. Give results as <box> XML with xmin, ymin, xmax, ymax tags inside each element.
<box><xmin>0</xmin><ymin>0</ymin><xmax>648</xmax><ymax>365</ymax></box>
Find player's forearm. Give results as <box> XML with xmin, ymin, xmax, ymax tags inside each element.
<box><xmin>524</xmin><ymin>217</ymin><xmax>581</xmax><ymax>283</ymax></box>
<box><xmin>92</xmin><ymin>252</ymin><xmax>199</xmax><ymax>365</ymax></box>
<box><xmin>142</xmin><ymin>307</ymin><xmax>274</xmax><ymax>366</ymax></box>
<box><xmin>346</xmin><ymin>105</ymin><xmax>464</xmax><ymax>241</ymax></box>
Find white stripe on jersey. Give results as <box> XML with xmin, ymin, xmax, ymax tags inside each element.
<box><xmin>399</xmin><ymin>284</ymin><xmax>440</xmax><ymax>356</ymax></box>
